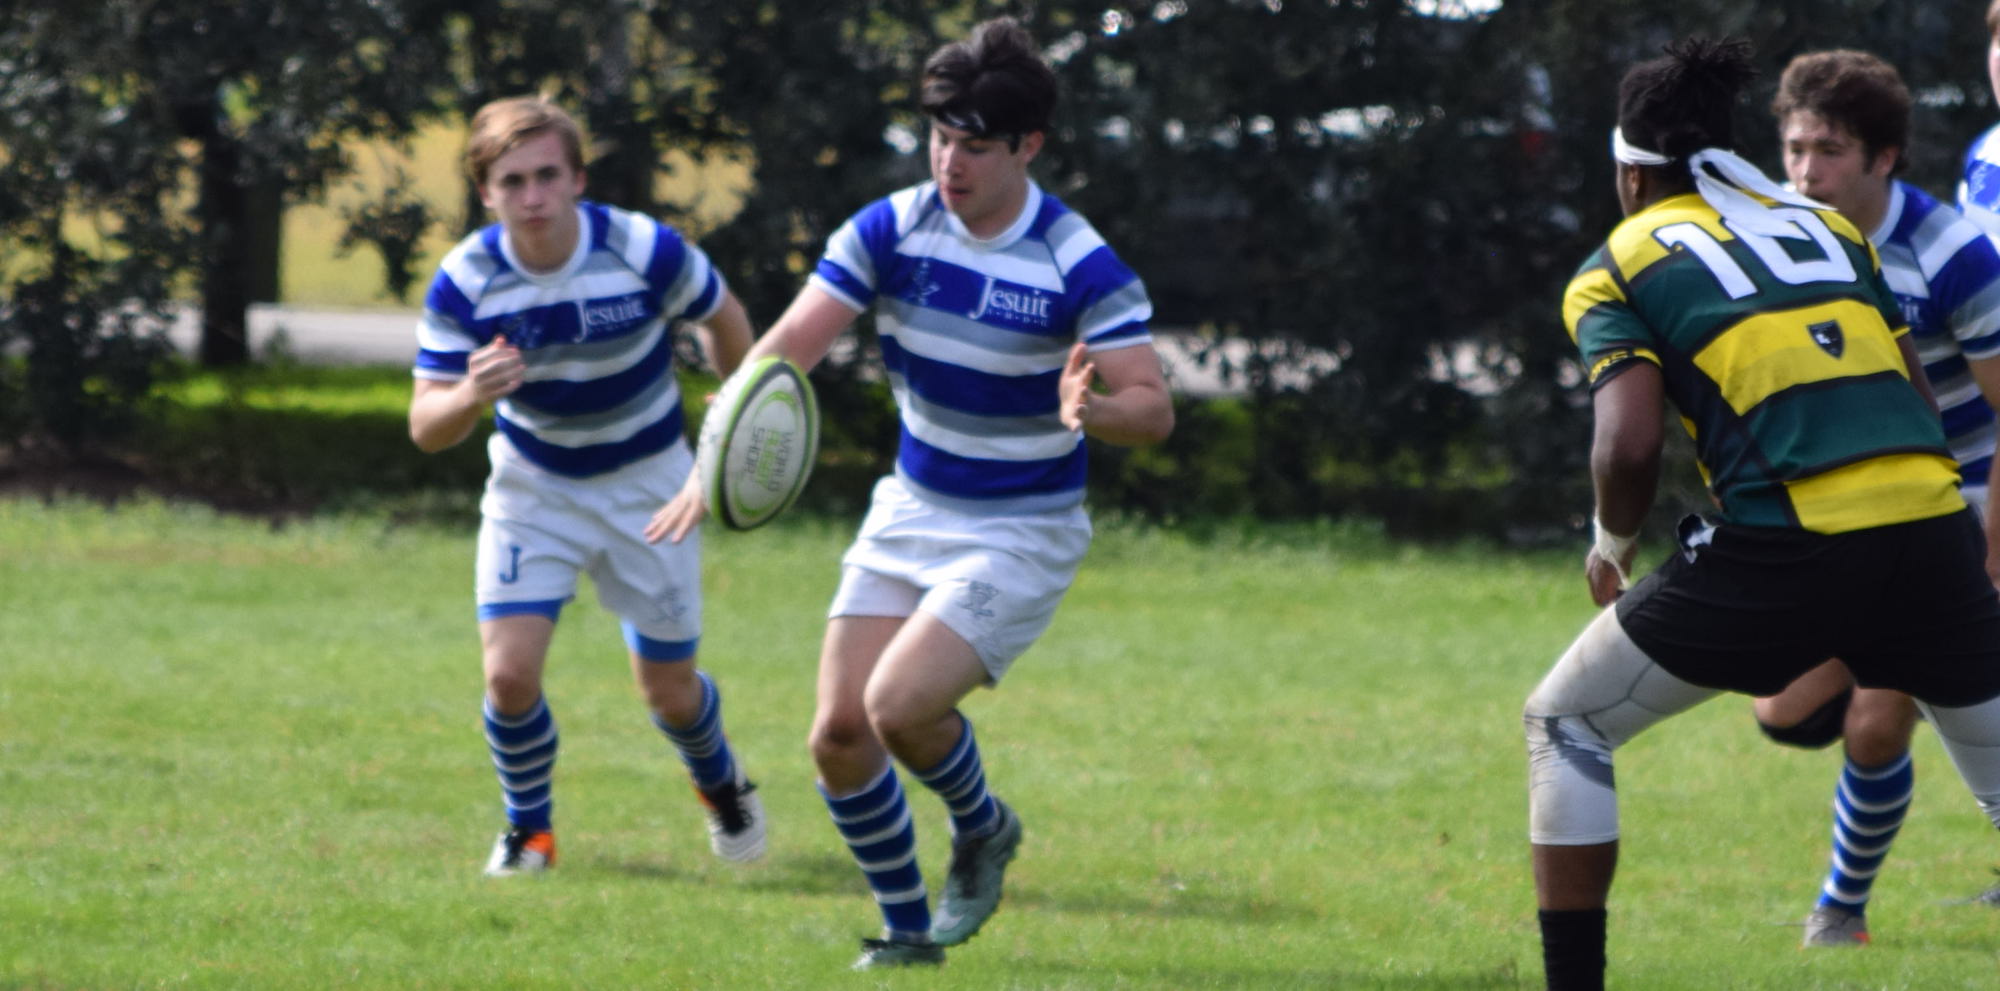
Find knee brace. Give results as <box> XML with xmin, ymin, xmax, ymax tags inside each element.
<box><xmin>1757</xmin><ymin>687</ymin><xmax>1851</xmax><ymax>750</ymax></box>
<box><xmin>1525</xmin><ymin>711</ymin><xmax>1620</xmax><ymax>845</ymax></box>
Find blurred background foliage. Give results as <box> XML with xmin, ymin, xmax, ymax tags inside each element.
<box><xmin>1</xmin><ymin>0</ymin><xmax>1991</xmax><ymax>538</ymax></box>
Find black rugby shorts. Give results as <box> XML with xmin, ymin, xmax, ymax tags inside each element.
<box><xmin>1615</xmin><ymin>509</ymin><xmax>2000</xmax><ymax>707</ymax></box>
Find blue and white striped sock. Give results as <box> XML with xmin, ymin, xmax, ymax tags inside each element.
<box><xmin>484</xmin><ymin>696</ymin><xmax>558</xmax><ymax>832</ymax></box>
<box><xmin>823</xmin><ymin>766</ymin><xmax>930</xmax><ymax>942</ymax></box>
<box><xmin>914</xmin><ymin>714</ymin><xmax>999</xmax><ymax>840</ymax></box>
<box><xmin>650</xmin><ymin>671</ymin><xmax>738</xmax><ymax>791</ymax></box>
<box><xmin>1816</xmin><ymin>752</ymin><xmax>1914</xmax><ymax>916</ymax></box>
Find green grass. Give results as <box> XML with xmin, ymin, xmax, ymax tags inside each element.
<box><xmin>2</xmin><ymin>502</ymin><xmax>1997</xmax><ymax>989</ymax></box>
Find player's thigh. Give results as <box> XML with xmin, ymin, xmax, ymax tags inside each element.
<box><xmin>1752</xmin><ymin>658</ymin><xmax>1854</xmax><ymax>727</ymax></box>
<box><xmin>865</xmin><ymin>611</ymin><xmax>991</xmax><ymax>732</ymax></box>
<box><xmin>1525</xmin><ymin>607</ymin><xmax>1716</xmax><ymax>746</ymax></box>
<box><xmin>817</xmin><ymin>612</ymin><xmax>908</xmax><ymax>736</ymax></box>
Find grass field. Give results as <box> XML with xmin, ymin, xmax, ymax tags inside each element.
<box><xmin>4</xmin><ymin>500</ymin><xmax>1998</xmax><ymax>988</ymax></box>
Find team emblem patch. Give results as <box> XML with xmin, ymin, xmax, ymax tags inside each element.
<box><xmin>1807</xmin><ymin>320</ymin><xmax>1844</xmax><ymax>358</ymax></box>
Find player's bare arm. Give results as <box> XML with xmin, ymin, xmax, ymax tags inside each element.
<box><xmin>1059</xmin><ymin>341</ymin><xmax>1174</xmax><ymax>445</ymax></box>
<box><xmin>1585</xmin><ymin>360</ymin><xmax>1664</xmax><ymax>606</ymax></box>
<box><xmin>1895</xmin><ymin>332</ymin><xmax>1939</xmax><ymax>414</ymax></box>
<box><xmin>646</xmin><ymin>286</ymin><xmax>858</xmax><ymax>546</ymax></box>
<box><xmin>409</xmin><ymin>335</ymin><xmax>526</xmax><ymax>453</ymax></box>
<box><xmin>693</xmin><ymin>290</ymin><xmax>756</xmax><ymax>382</ymax></box>
<box><xmin>1963</xmin><ymin>353</ymin><xmax>2000</xmax><ymax>587</ymax></box>
<box><xmin>744</xmin><ymin>284</ymin><xmax>861</xmax><ymax>372</ymax></box>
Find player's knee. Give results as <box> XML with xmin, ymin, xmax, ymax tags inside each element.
<box><xmin>1524</xmin><ymin>710</ymin><xmax>1612</xmax><ymax>766</ymax></box>
<box><xmin>1757</xmin><ymin>688</ymin><xmax>1850</xmax><ymax>750</ymax></box>
<box><xmin>484</xmin><ymin>668</ymin><xmax>542</xmax><ymax>715</ymax></box>
<box><xmin>1524</xmin><ymin>711</ymin><xmax>1621</xmax><ymax>844</ymax></box>
<box><xmin>864</xmin><ymin>700</ymin><xmax>926</xmax><ymax>752</ymax></box>
<box><xmin>808</xmin><ymin>710</ymin><xmax>875</xmax><ymax>768</ymax></box>
<box><xmin>635</xmin><ymin>662</ymin><xmax>702</xmax><ymax>723</ymax></box>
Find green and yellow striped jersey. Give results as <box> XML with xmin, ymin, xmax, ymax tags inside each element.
<box><xmin>1564</xmin><ymin>192</ymin><xmax>1961</xmax><ymax>533</ymax></box>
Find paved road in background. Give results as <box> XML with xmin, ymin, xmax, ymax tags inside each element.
<box><xmin>167</xmin><ymin>304</ymin><xmax>1259</xmax><ymax>396</ymax></box>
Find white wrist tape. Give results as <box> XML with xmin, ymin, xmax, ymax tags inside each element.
<box><xmin>1593</xmin><ymin>515</ymin><xmax>1637</xmax><ymax>586</ymax></box>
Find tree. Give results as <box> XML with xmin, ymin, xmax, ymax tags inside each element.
<box><xmin>0</xmin><ymin>6</ymin><xmax>183</xmax><ymax>451</ymax></box>
<box><xmin>0</xmin><ymin>2</ymin><xmax>447</xmax><ymax>377</ymax></box>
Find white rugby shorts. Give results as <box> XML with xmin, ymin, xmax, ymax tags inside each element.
<box><xmin>474</xmin><ymin>435</ymin><xmax>701</xmax><ymax>659</ymax></box>
<box><xmin>830</xmin><ymin>474</ymin><xmax>1092</xmax><ymax>682</ymax></box>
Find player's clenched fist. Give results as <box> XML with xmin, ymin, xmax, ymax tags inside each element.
<box><xmin>466</xmin><ymin>335</ymin><xmax>526</xmax><ymax>401</ymax></box>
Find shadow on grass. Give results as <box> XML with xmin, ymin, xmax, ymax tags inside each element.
<box><xmin>1013</xmin><ymin>957</ymin><xmax>1529</xmax><ymax>990</ymax></box>
<box><xmin>1009</xmin><ymin>883</ymin><xmax>1323</xmax><ymax>925</ymax></box>
<box><xmin>599</xmin><ymin>848</ymin><xmax>1328</xmax><ymax>928</ymax></box>
<box><xmin>600</xmin><ymin>849</ymin><xmax>867</xmax><ymax>897</ymax></box>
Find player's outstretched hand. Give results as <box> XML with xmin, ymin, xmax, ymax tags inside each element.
<box><xmin>1058</xmin><ymin>342</ymin><xmax>1096</xmax><ymax>432</ymax></box>
<box><xmin>646</xmin><ymin>471</ymin><xmax>707</xmax><ymax>544</ymax></box>
<box><xmin>467</xmin><ymin>335</ymin><xmax>527</xmax><ymax>403</ymax></box>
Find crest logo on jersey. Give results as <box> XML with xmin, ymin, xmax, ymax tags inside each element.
<box><xmin>969</xmin><ymin>276</ymin><xmax>1053</xmax><ymax>328</ymax></box>
<box><xmin>1807</xmin><ymin>320</ymin><xmax>1844</xmax><ymax>358</ymax></box>
<box><xmin>911</xmin><ymin>259</ymin><xmax>943</xmax><ymax>308</ymax></box>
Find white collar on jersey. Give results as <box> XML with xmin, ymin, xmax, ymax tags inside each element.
<box><xmin>942</xmin><ymin>180</ymin><xmax>1043</xmax><ymax>251</ymax></box>
<box><xmin>1866</xmin><ymin>179</ymin><xmax>1906</xmax><ymax>245</ymax></box>
<box><xmin>1611</xmin><ymin>127</ymin><xmax>1827</xmax><ymax>237</ymax></box>
<box><xmin>500</xmin><ymin>204</ymin><xmax>593</xmax><ymax>285</ymax></box>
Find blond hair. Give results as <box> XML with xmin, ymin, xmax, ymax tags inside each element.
<box><xmin>464</xmin><ymin>96</ymin><xmax>586</xmax><ymax>186</ymax></box>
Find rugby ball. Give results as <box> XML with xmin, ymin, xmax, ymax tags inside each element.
<box><xmin>696</xmin><ymin>356</ymin><xmax>820</xmax><ymax>531</ymax></box>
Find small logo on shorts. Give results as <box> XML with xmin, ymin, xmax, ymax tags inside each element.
<box><xmin>498</xmin><ymin>545</ymin><xmax>522</xmax><ymax>584</ymax></box>
<box><xmin>956</xmin><ymin>581</ymin><xmax>1000</xmax><ymax>621</ymax></box>
<box><xmin>654</xmin><ymin>588</ymin><xmax>687</xmax><ymax>623</ymax></box>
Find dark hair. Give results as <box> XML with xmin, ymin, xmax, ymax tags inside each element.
<box><xmin>1617</xmin><ymin>36</ymin><xmax>1758</xmax><ymax>189</ymax></box>
<box><xmin>920</xmin><ymin>17</ymin><xmax>1057</xmax><ymax>149</ymax></box>
<box><xmin>1771</xmin><ymin>50</ymin><xmax>1909</xmax><ymax>174</ymax></box>
<box><xmin>1989</xmin><ymin>0</ymin><xmax>2000</xmax><ymax>38</ymax></box>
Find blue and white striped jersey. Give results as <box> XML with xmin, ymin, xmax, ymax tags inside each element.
<box><xmin>810</xmin><ymin>180</ymin><xmax>1152</xmax><ymax>515</ymax></box>
<box><xmin>1959</xmin><ymin>123</ymin><xmax>2000</xmax><ymax>244</ymax></box>
<box><xmin>414</xmin><ymin>201</ymin><xmax>724</xmax><ymax>478</ymax></box>
<box><xmin>1880</xmin><ymin>180</ymin><xmax>2000</xmax><ymax>481</ymax></box>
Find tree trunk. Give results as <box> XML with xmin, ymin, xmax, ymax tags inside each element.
<box><xmin>197</xmin><ymin>128</ymin><xmax>251</xmax><ymax>367</ymax></box>
<box><xmin>244</xmin><ymin>178</ymin><xmax>284</xmax><ymax>305</ymax></box>
<box><xmin>585</xmin><ymin>3</ymin><xmax>652</xmax><ymax>215</ymax></box>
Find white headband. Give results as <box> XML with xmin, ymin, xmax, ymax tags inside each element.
<box><xmin>1609</xmin><ymin>127</ymin><xmax>1827</xmax><ymax>236</ymax></box>
<box><xmin>1610</xmin><ymin>127</ymin><xmax>1672</xmax><ymax>166</ymax></box>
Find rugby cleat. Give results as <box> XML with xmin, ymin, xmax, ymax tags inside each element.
<box><xmin>851</xmin><ymin>936</ymin><xmax>945</xmax><ymax>970</ymax></box>
<box><xmin>931</xmin><ymin>799</ymin><xmax>1022</xmax><ymax>946</ymax></box>
<box><xmin>483</xmin><ymin>826</ymin><xmax>556</xmax><ymax>877</ymax></box>
<box><xmin>1802</xmin><ymin>904</ymin><xmax>1869</xmax><ymax>947</ymax></box>
<box><xmin>696</xmin><ymin>774</ymin><xmax>767</xmax><ymax>863</ymax></box>
<box><xmin>1974</xmin><ymin>866</ymin><xmax>2000</xmax><ymax>906</ymax></box>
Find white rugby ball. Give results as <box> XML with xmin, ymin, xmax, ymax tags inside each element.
<box><xmin>696</xmin><ymin>356</ymin><xmax>820</xmax><ymax>531</ymax></box>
